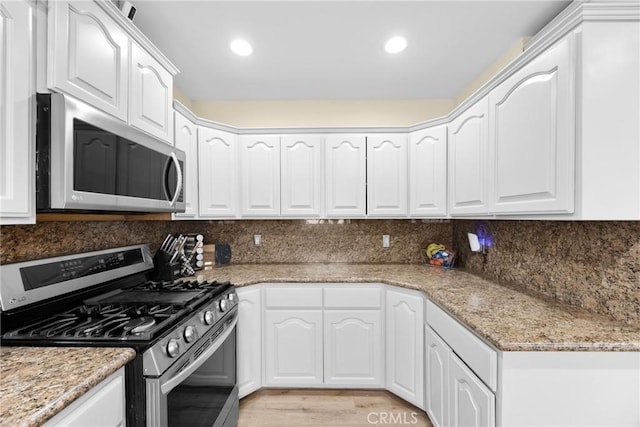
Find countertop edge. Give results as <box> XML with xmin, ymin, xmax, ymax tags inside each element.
<box><xmin>0</xmin><ymin>347</ymin><xmax>136</xmax><ymax>427</ymax></box>
<box><xmin>200</xmin><ymin>268</ymin><xmax>640</xmax><ymax>352</ymax></box>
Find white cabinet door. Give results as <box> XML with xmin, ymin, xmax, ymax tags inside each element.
<box><xmin>44</xmin><ymin>368</ymin><xmax>125</xmax><ymax>427</ymax></box>
<box><xmin>489</xmin><ymin>37</ymin><xmax>574</xmax><ymax>214</ymax></box>
<box><xmin>0</xmin><ymin>0</ymin><xmax>35</xmax><ymax>225</ymax></box>
<box><xmin>324</xmin><ymin>310</ymin><xmax>383</xmax><ymax>387</ymax></box>
<box><xmin>264</xmin><ymin>310</ymin><xmax>323</xmax><ymax>386</ymax></box>
<box><xmin>449</xmin><ymin>354</ymin><xmax>495</xmax><ymax>427</ymax></box>
<box><xmin>425</xmin><ymin>326</ymin><xmax>451</xmax><ymax>427</ymax></box>
<box><xmin>448</xmin><ymin>97</ymin><xmax>490</xmax><ymax>215</ymax></box>
<box><xmin>198</xmin><ymin>127</ymin><xmax>238</xmax><ymax>218</ymax></box>
<box><xmin>367</xmin><ymin>134</ymin><xmax>408</xmax><ymax>217</ymax></box>
<box><xmin>48</xmin><ymin>0</ymin><xmax>128</xmax><ymax>120</ymax></box>
<box><xmin>172</xmin><ymin>112</ymin><xmax>198</xmax><ymax>219</ymax></box>
<box><xmin>240</xmin><ymin>135</ymin><xmax>281</xmax><ymax>217</ymax></box>
<box><xmin>386</xmin><ymin>288</ymin><xmax>424</xmax><ymax>408</ymax></box>
<box><xmin>281</xmin><ymin>135</ymin><xmax>323</xmax><ymax>217</ymax></box>
<box><xmin>409</xmin><ymin>126</ymin><xmax>447</xmax><ymax>217</ymax></box>
<box><xmin>325</xmin><ymin>135</ymin><xmax>366</xmax><ymax>218</ymax></box>
<box><xmin>129</xmin><ymin>42</ymin><xmax>173</xmax><ymax>143</ymax></box>
<box><xmin>237</xmin><ymin>287</ymin><xmax>262</xmax><ymax>398</ymax></box>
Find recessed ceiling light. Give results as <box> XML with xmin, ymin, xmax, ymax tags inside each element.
<box><xmin>230</xmin><ymin>39</ymin><xmax>253</xmax><ymax>56</ymax></box>
<box><xmin>385</xmin><ymin>36</ymin><xmax>407</xmax><ymax>54</ymax></box>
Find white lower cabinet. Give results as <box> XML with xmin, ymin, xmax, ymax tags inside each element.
<box><xmin>44</xmin><ymin>367</ymin><xmax>125</xmax><ymax>427</ymax></box>
<box><xmin>261</xmin><ymin>285</ymin><xmax>384</xmax><ymax>389</ymax></box>
<box><xmin>426</xmin><ymin>301</ymin><xmax>496</xmax><ymax>427</ymax></box>
<box><xmin>425</xmin><ymin>314</ymin><xmax>495</xmax><ymax>427</ymax></box>
<box><xmin>449</xmin><ymin>353</ymin><xmax>495</xmax><ymax>427</ymax></box>
<box><xmin>237</xmin><ymin>287</ymin><xmax>262</xmax><ymax>398</ymax></box>
<box><xmin>324</xmin><ymin>310</ymin><xmax>383</xmax><ymax>386</ymax></box>
<box><xmin>498</xmin><ymin>351</ymin><xmax>640</xmax><ymax>427</ymax></box>
<box><xmin>264</xmin><ymin>310</ymin><xmax>324</xmax><ymax>386</ymax></box>
<box><xmin>425</xmin><ymin>326</ymin><xmax>451</xmax><ymax>427</ymax></box>
<box><xmin>386</xmin><ymin>288</ymin><xmax>424</xmax><ymax>408</ymax></box>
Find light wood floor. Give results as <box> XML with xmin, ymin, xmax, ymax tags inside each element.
<box><xmin>238</xmin><ymin>389</ymin><xmax>433</xmax><ymax>427</ymax></box>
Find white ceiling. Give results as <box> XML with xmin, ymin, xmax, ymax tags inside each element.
<box><xmin>131</xmin><ymin>0</ymin><xmax>571</xmax><ymax>101</ymax></box>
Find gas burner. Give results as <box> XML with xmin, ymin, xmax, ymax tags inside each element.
<box><xmin>123</xmin><ymin>316</ymin><xmax>157</xmax><ymax>335</ymax></box>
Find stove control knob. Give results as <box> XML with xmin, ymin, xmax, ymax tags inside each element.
<box><xmin>184</xmin><ymin>325</ymin><xmax>197</xmax><ymax>343</ymax></box>
<box><xmin>166</xmin><ymin>338</ymin><xmax>180</xmax><ymax>358</ymax></box>
<box><xmin>219</xmin><ymin>299</ymin><xmax>228</xmax><ymax>313</ymax></box>
<box><xmin>204</xmin><ymin>310</ymin><xmax>215</xmax><ymax>325</ymax></box>
<box><xmin>228</xmin><ymin>293</ymin><xmax>236</xmax><ymax>303</ymax></box>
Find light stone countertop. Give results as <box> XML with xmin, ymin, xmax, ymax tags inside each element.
<box><xmin>0</xmin><ymin>346</ymin><xmax>135</xmax><ymax>427</ymax></box>
<box><xmin>191</xmin><ymin>263</ymin><xmax>640</xmax><ymax>352</ymax></box>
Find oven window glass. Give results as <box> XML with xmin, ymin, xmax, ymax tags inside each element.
<box><xmin>73</xmin><ymin>119</ymin><xmax>181</xmax><ymax>202</ymax></box>
<box><xmin>167</xmin><ymin>329</ymin><xmax>237</xmax><ymax>427</ymax></box>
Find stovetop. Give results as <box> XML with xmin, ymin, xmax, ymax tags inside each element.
<box><xmin>2</xmin><ymin>279</ymin><xmax>231</xmax><ymax>343</ymax></box>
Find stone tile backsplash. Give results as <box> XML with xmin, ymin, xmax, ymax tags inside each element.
<box><xmin>1</xmin><ymin>218</ymin><xmax>637</xmax><ymax>322</ymax></box>
<box><xmin>453</xmin><ymin>220</ymin><xmax>640</xmax><ymax>323</ymax></box>
<box><xmin>0</xmin><ymin>219</ymin><xmax>452</xmax><ymax>264</ymax></box>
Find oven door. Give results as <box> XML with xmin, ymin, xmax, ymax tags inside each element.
<box><xmin>146</xmin><ymin>314</ymin><xmax>238</xmax><ymax>427</ymax></box>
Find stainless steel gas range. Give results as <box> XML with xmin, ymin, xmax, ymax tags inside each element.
<box><xmin>0</xmin><ymin>244</ymin><xmax>239</xmax><ymax>427</ymax></box>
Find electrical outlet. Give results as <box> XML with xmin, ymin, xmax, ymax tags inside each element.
<box><xmin>382</xmin><ymin>234</ymin><xmax>390</xmax><ymax>248</ymax></box>
<box><xmin>254</xmin><ymin>234</ymin><xmax>262</xmax><ymax>246</ymax></box>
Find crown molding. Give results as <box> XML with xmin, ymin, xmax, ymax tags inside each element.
<box><xmin>96</xmin><ymin>0</ymin><xmax>180</xmax><ymax>76</ymax></box>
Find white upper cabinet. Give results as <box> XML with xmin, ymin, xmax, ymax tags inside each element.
<box><xmin>172</xmin><ymin>112</ymin><xmax>198</xmax><ymax>218</ymax></box>
<box><xmin>48</xmin><ymin>0</ymin><xmax>128</xmax><ymax>120</ymax></box>
<box><xmin>325</xmin><ymin>135</ymin><xmax>366</xmax><ymax>218</ymax></box>
<box><xmin>367</xmin><ymin>134</ymin><xmax>408</xmax><ymax>217</ymax></box>
<box><xmin>198</xmin><ymin>127</ymin><xmax>238</xmax><ymax>218</ymax></box>
<box><xmin>281</xmin><ymin>135</ymin><xmax>323</xmax><ymax>217</ymax></box>
<box><xmin>48</xmin><ymin>1</ymin><xmax>176</xmax><ymax>143</ymax></box>
<box><xmin>489</xmin><ymin>37</ymin><xmax>574</xmax><ymax>214</ymax></box>
<box><xmin>0</xmin><ymin>0</ymin><xmax>36</xmax><ymax>225</ymax></box>
<box><xmin>448</xmin><ymin>97</ymin><xmax>490</xmax><ymax>216</ymax></box>
<box><xmin>409</xmin><ymin>126</ymin><xmax>448</xmax><ymax>217</ymax></box>
<box><xmin>129</xmin><ymin>42</ymin><xmax>173</xmax><ymax>143</ymax></box>
<box><xmin>240</xmin><ymin>135</ymin><xmax>281</xmax><ymax>217</ymax></box>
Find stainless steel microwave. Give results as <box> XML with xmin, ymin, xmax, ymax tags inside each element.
<box><xmin>36</xmin><ymin>93</ymin><xmax>185</xmax><ymax>213</ymax></box>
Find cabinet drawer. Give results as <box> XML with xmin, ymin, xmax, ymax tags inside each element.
<box><xmin>264</xmin><ymin>286</ymin><xmax>323</xmax><ymax>308</ymax></box>
<box><xmin>426</xmin><ymin>300</ymin><xmax>497</xmax><ymax>391</ymax></box>
<box><xmin>324</xmin><ymin>286</ymin><xmax>382</xmax><ymax>308</ymax></box>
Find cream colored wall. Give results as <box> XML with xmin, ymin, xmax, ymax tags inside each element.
<box><xmin>190</xmin><ymin>99</ymin><xmax>454</xmax><ymax>128</ymax></box>
<box><xmin>172</xmin><ymin>40</ymin><xmax>524</xmax><ymax>127</ymax></box>
<box><xmin>173</xmin><ymin>87</ymin><xmax>193</xmax><ymax>111</ymax></box>
<box><xmin>453</xmin><ymin>38</ymin><xmax>526</xmax><ymax>106</ymax></box>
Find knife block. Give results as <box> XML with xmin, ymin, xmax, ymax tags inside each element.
<box><xmin>150</xmin><ymin>251</ymin><xmax>181</xmax><ymax>281</ymax></box>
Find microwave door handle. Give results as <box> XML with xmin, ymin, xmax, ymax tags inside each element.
<box><xmin>168</xmin><ymin>152</ymin><xmax>183</xmax><ymax>206</ymax></box>
<box><xmin>160</xmin><ymin>315</ymin><xmax>238</xmax><ymax>395</ymax></box>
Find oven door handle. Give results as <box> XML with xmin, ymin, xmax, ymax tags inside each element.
<box><xmin>160</xmin><ymin>315</ymin><xmax>237</xmax><ymax>395</ymax></box>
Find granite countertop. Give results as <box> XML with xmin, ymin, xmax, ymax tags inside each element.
<box><xmin>192</xmin><ymin>263</ymin><xmax>640</xmax><ymax>352</ymax></box>
<box><xmin>0</xmin><ymin>346</ymin><xmax>135</xmax><ymax>427</ymax></box>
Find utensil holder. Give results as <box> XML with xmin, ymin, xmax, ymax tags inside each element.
<box><xmin>150</xmin><ymin>251</ymin><xmax>182</xmax><ymax>281</ymax></box>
